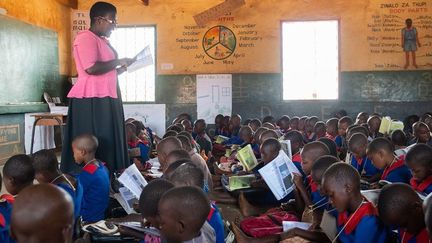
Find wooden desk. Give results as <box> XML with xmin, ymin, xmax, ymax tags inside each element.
<box><xmin>30</xmin><ymin>113</ymin><xmax>67</xmax><ymax>154</ymax></box>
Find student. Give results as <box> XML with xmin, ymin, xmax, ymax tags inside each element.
<box><xmin>215</xmin><ymin>114</ymin><xmax>230</xmax><ymax>137</ymax></box>
<box><xmin>391</xmin><ymin>129</ymin><xmax>408</xmax><ymax>156</ymax></box>
<box><xmin>222</xmin><ymin>115</ymin><xmax>243</xmax><ymax>145</ymax></box>
<box><xmin>239</xmin><ymin>126</ymin><xmax>260</xmax><ymax>157</ymax></box>
<box><xmin>289</xmin><ymin>116</ymin><xmax>300</xmax><ymax>131</ymax></box>
<box><xmin>346</xmin><ymin>125</ymin><xmax>369</xmax><ymax>142</ymax></box>
<box><xmin>402</xmin><ymin>18</ymin><xmax>421</xmax><ymax>69</ymax></box>
<box><xmin>32</xmin><ymin>149</ymin><xmax>83</xmax><ymax>220</ymax></box>
<box><xmin>336</xmin><ymin>116</ymin><xmax>354</xmax><ymax>156</ymax></box>
<box><xmin>303</xmin><ymin>117</ymin><xmax>318</xmax><ymax>143</ymax></box>
<box><xmin>0</xmin><ymin>171</ymin><xmax>14</xmax><ymax>243</ymax></box>
<box><xmin>158</xmin><ymin>186</ymin><xmax>215</xmax><ymax>243</ymax></box>
<box><xmin>410</xmin><ymin>122</ymin><xmax>432</xmax><ymax>146</ymax></box>
<box><xmin>299</xmin><ymin>116</ymin><xmax>308</xmax><ymax>134</ymax></box>
<box><xmin>367</xmin><ymin>115</ymin><xmax>383</xmax><ymax>139</ymax></box>
<box><xmin>165</xmin><ymin>149</ymin><xmax>191</xmax><ymax>170</ymax></box>
<box><xmin>132</xmin><ymin>120</ymin><xmax>153</xmax><ymax>147</ymax></box>
<box><xmin>282</xmin><ymin>155</ymin><xmax>339</xmax><ymax>241</ymax></box>
<box><xmin>325</xmin><ymin>118</ymin><xmax>339</xmax><ymax>140</ymax></box>
<box><xmin>72</xmin><ymin>134</ymin><xmax>109</xmax><ymax>223</ymax></box>
<box><xmin>293</xmin><ymin>142</ymin><xmax>330</xmax><ymax>215</ymax></box>
<box><xmin>348</xmin><ymin>133</ymin><xmax>381</xmax><ymax>183</ymax></box>
<box><xmin>406</xmin><ymin>144</ymin><xmax>432</xmax><ymax>195</ymax></box>
<box><xmin>178</xmin><ymin>131</ymin><xmax>201</xmax><ymax>155</ymax></box>
<box><xmin>3</xmin><ymin>154</ymin><xmax>35</xmax><ymax>196</ymax></box>
<box><xmin>169</xmin><ymin>163</ymin><xmax>225</xmax><ymax>243</ymax></box>
<box><xmin>254</xmin><ymin>127</ymin><xmax>268</xmax><ymax>146</ymax></box>
<box><xmin>259</xmin><ymin>129</ymin><xmax>278</xmax><ymax>145</ymax></box>
<box><xmin>367</xmin><ymin>137</ymin><xmax>412</xmax><ymax>184</ymax></box>
<box><xmin>192</xmin><ymin>119</ymin><xmax>213</xmax><ymax>154</ymax></box>
<box><xmin>322</xmin><ymin>162</ymin><xmax>388</xmax><ymax>242</ymax></box>
<box><xmin>10</xmin><ymin>184</ymin><xmax>74</xmax><ymax>243</ymax></box>
<box><xmin>355</xmin><ymin>112</ymin><xmax>369</xmax><ymax>125</ymax></box>
<box><xmin>178</xmin><ymin>119</ymin><xmax>191</xmax><ymax>134</ymax></box>
<box><xmin>176</xmin><ymin>135</ymin><xmax>212</xmax><ymax>191</ymax></box>
<box><xmin>134</xmin><ymin>179</ymin><xmax>175</xmax><ymax>243</ymax></box>
<box><xmin>317</xmin><ymin>137</ymin><xmax>338</xmax><ymax>158</ymax></box>
<box><xmin>313</xmin><ymin>121</ymin><xmax>326</xmax><ymax>140</ymax></box>
<box><xmin>423</xmin><ymin>193</ymin><xmax>432</xmax><ymax>237</ymax></box>
<box><xmin>156</xmin><ymin>137</ymin><xmax>183</xmax><ymax>172</ymax></box>
<box><xmin>262</xmin><ymin>122</ymin><xmax>276</xmax><ymax>130</ymax></box>
<box><xmin>249</xmin><ymin>118</ymin><xmax>262</xmax><ymax>133</ymax></box>
<box><xmin>279</xmin><ymin>115</ymin><xmax>291</xmax><ymax>134</ymax></box>
<box><xmin>284</xmin><ymin>130</ymin><xmax>305</xmax><ymax>176</ymax></box>
<box><xmin>262</xmin><ymin>116</ymin><xmax>275</xmax><ymax>126</ymax></box>
<box><xmin>378</xmin><ymin>183</ymin><xmax>427</xmax><ymax>242</ymax></box>
<box><xmin>126</xmin><ymin>123</ymin><xmax>150</xmax><ymax>170</ymax></box>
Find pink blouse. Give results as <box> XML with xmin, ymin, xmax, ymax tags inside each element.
<box><xmin>68</xmin><ymin>30</ymin><xmax>118</xmax><ymax>99</ymax></box>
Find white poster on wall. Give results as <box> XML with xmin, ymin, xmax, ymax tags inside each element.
<box><xmin>197</xmin><ymin>74</ymin><xmax>232</xmax><ymax>124</ymax></box>
<box><xmin>123</xmin><ymin>104</ymin><xmax>166</xmax><ymax>137</ymax></box>
<box><xmin>71</xmin><ymin>10</ymin><xmax>90</xmax><ymax>43</ymax></box>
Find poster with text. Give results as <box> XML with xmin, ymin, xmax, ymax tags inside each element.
<box><xmin>197</xmin><ymin>74</ymin><xmax>232</xmax><ymax>124</ymax></box>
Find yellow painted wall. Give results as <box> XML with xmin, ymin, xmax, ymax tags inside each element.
<box><xmin>0</xmin><ymin>0</ymin><xmax>73</xmax><ymax>75</ymax></box>
<box><xmin>75</xmin><ymin>0</ymin><xmax>431</xmax><ymax>74</ymax></box>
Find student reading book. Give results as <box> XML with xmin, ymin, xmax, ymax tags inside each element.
<box><xmin>236</xmin><ymin>144</ymin><xmax>259</xmax><ymax>171</ymax></box>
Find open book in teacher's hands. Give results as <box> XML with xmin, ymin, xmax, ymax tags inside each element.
<box><xmin>127</xmin><ymin>45</ymin><xmax>153</xmax><ymax>73</ymax></box>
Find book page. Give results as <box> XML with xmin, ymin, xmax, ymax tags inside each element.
<box><xmin>127</xmin><ymin>45</ymin><xmax>153</xmax><ymax>73</ymax></box>
<box><xmin>118</xmin><ymin>164</ymin><xmax>148</xmax><ymax>199</ymax></box>
<box><xmin>378</xmin><ymin>116</ymin><xmax>391</xmax><ymax>134</ymax></box>
<box><xmin>236</xmin><ymin>144</ymin><xmax>258</xmax><ymax>171</ymax></box>
<box><xmin>228</xmin><ymin>175</ymin><xmax>255</xmax><ymax>191</ymax></box>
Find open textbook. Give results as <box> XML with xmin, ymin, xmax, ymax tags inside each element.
<box><xmin>118</xmin><ymin>163</ymin><xmax>148</xmax><ymax>199</ymax></box>
<box><xmin>221</xmin><ymin>174</ymin><xmax>255</xmax><ymax>191</ymax></box>
<box><xmin>259</xmin><ymin>150</ymin><xmax>300</xmax><ymax>200</ymax></box>
<box><xmin>127</xmin><ymin>45</ymin><xmax>153</xmax><ymax>73</ymax></box>
<box><xmin>378</xmin><ymin>116</ymin><xmax>404</xmax><ymax>135</ymax></box>
<box><xmin>236</xmin><ymin>144</ymin><xmax>259</xmax><ymax>171</ymax></box>
<box><xmin>280</xmin><ymin>140</ymin><xmax>292</xmax><ymax>161</ymax></box>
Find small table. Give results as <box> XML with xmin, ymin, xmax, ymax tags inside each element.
<box><xmin>30</xmin><ymin>113</ymin><xmax>67</xmax><ymax>154</ymax></box>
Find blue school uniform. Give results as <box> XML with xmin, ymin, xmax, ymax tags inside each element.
<box><xmin>398</xmin><ymin>227</ymin><xmax>429</xmax><ymax>243</ymax></box>
<box><xmin>410</xmin><ymin>175</ymin><xmax>432</xmax><ymax>195</ymax></box>
<box><xmin>351</xmin><ymin>155</ymin><xmax>381</xmax><ymax>177</ymax></box>
<box><xmin>207</xmin><ymin>203</ymin><xmax>225</xmax><ymax>243</ymax></box>
<box><xmin>381</xmin><ymin>155</ymin><xmax>412</xmax><ymax>184</ymax></box>
<box><xmin>57</xmin><ymin>179</ymin><xmax>83</xmax><ymax>220</ymax></box>
<box><xmin>215</xmin><ymin>128</ymin><xmax>230</xmax><ymax>138</ymax></box>
<box><xmin>306</xmin><ymin>176</ymin><xmax>327</xmax><ymax>206</ymax></box>
<box><xmin>333</xmin><ymin>201</ymin><xmax>388</xmax><ymax>243</ymax></box>
<box><xmin>335</xmin><ymin>135</ymin><xmax>344</xmax><ymax>150</ymax></box>
<box><xmin>128</xmin><ymin>140</ymin><xmax>150</xmax><ymax>163</ymax></box>
<box><xmin>79</xmin><ymin>161</ymin><xmax>110</xmax><ymax>223</ymax></box>
<box><xmin>0</xmin><ymin>195</ymin><xmax>14</xmax><ymax>243</ymax></box>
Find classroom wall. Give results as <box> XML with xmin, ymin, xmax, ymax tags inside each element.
<box><xmin>75</xmin><ymin>0</ymin><xmax>432</xmax><ymax>125</ymax></box>
<box><xmin>0</xmin><ymin>0</ymin><xmax>74</xmax><ymax>75</ymax></box>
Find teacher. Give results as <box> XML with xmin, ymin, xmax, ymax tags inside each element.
<box><xmin>61</xmin><ymin>2</ymin><xmax>134</xmax><ymax>174</ymax></box>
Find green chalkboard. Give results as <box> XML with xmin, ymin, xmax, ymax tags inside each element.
<box><xmin>0</xmin><ymin>15</ymin><xmax>63</xmax><ymax>106</ymax></box>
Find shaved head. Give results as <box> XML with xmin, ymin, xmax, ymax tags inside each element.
<box><xmin>157</xmin><ymin>137</ymin><xmax>183</xmax><ymax>169</ymax></box>
<box><xmin>11</xmin><ymin>184</ymin><xmax>74</xmax><ymax>243</ymax></box>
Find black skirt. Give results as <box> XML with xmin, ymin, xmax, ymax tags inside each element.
<box><xmin>60</xmin><ymin>96</ymin><xmax>129</xmax><ymax>174</ymax></box>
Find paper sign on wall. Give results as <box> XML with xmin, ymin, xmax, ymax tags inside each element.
<box><xmin>197</xmin><ymin>74</ymin><xmax>232</xmax><ymax>124</ymax></box>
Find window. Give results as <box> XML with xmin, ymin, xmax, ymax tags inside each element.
<box><xmin>282</xmin><ymin>20</ymin><xmax>339</xmax><ymax>100</ymax></box>
<box><xmin>109</xmin><ymin>26</ymin><xmax>156</xmax><ymax>102</ymax></box>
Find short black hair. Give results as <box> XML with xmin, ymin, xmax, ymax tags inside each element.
<box><xmin>164</xmin><ymin>159</ymin><xmax>192</xmax><ymax>178</ymax></box>
<box><xmin>90</xmin><ymin>2</ymin><xmax>117</xmax><ymax>26</ymax></box>
<box><xmin>167</xmin><ymin>124</ymin><xmax>183</xmax><ymax>133</ymax></box>
<box><xmin>348</xmin><ymin>133</ymin><xmax>368</xmax><ymax>151</ymax></box>
<box><xmin>260</xmin><ymin>129</ymin><xmax>278</xmax><ymax>142</ymax></box>
<box><xmin>339</xmin><ymin>116</ymin><xmax>354</xmax><ymax>126</ymax></box>
<box><xmin>163</xmin><ymin>130</ymin><xmax>178</xmax><ymax>139</ymax></box>
<box><xmin>159</xmin><ymin>186</ymin><xmax>210</xmax><ymax>233</ymax></box>
<box><xmin>279</xmin><ymin>115</ymin><xmax>290</xmax><ymax>123</ymax></box>
<box><xmin>391</xmin><ymin>129</ymin><xmax>407</xmax><ymax>147</ymax></box>
<box><xmin>32</xmin><ymin>149</ymin><xmax>58</xmax><ymax>173</ymax></box>
<box><xmin>169</xmin><ymin>163</ymin><xmax>204</xmax><ymax>188</ymax></box>
<box><xmin>262</xmin><ymin>116</ymin><xmax>275</xmax><ymax>124</ymax></box>
<box><xmin>167</xmin><ymin>149</ymin><xmax>191</xmax><ymax>162</ymax></box>
<box><xmin>323</xmin><ymin>162</ymin><xmax>360</xmax><ymax>191</ymax></box>
<box><xmin>3</xmin><ymin>154</ymin><xmax>35</xmax><ymax>186</ymax></box>
<box><xmin>317</xmin><ymin>137</ymin><xmax>338</xmax><ymax>157</ymax></box>
<box><xmin>314</xmin><ymin>121</ymin><xmax>326</xmax><ymax>132</ymax></box>
<box><xmin>262</xmin><ymin>138</ymin><xmax>281</xmax><ymax>154</ymax></box>
<box><xmin>378</xmin><ymin>183</ymin><xmax>420</xmax><ymax>223</ymax></box>
<box><xmin>302</xmin><ymin>141</ymin><xmax>330</xmax><ymax>160</ymax></box>
<box><xmin>176</xmin><ymin>135</ymin><xmax>192</xmax><ymax>151</ymax></box>
<box><xmin>326</xmin><ymin>118</ymin><xmax>338</xmax><ymax>129</ymax></box>
<box><xmin>284</xmin><ymin>131</ymin><xmax>304</xmax><ymax>145</ymax></box>
<box><xmin>132</xmin><ymin>120</ymin><xmax>146</xmax><ymax>136</ymax></box>
<box><xmin>139</xmin><ymin>179</ymin><xmax>174</xmax><ymax>217</ymax></box>
<box><xmin>406</xmin><ymin>143</ymin><xmax>432</xmax><ymax>168</ymax></box>
<box><xmin>368</xmin><ymin>137</ymin><xmax>394</xmax><ymax>154</ymax></box>
<box><xmin>347</xmin><ymin>125</ymin><xmax>369</xmax><ymax>139</ymax></box>
<box><xmin>249</xmin><ymin>118</ymin><xmax>262</xmax><ymax>128</ymax></box>
<box><xmin>72</xmin><ymin>134</ymin><xmax>99</xmax><ymax>154</ymax></box>
<box><xmin>311</xmin><ymin>155</ymin><xmax>340</xmax><ymax>181</ymax></box>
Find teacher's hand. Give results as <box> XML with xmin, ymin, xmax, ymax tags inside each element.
<box><xmin>118</xmin><ymin>58</ymin><xmax>136</xmax><ymax>67</ymax></box>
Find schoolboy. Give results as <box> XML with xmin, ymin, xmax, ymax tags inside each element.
<box><xmin>406</xmin><ymin>144</ymin><xmax>432</xmax><ymax>195</ymax></box>
<box><xmin>72</xmin><ymin>134</ymin><xmax>109</xmax><ymax>223</ymax></box>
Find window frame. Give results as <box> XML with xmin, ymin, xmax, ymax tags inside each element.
<box><xmin>280</xmin><ymin>19</ymin><xmax>341</xmax><ymax>101</ymax></box>
<box><xmin>110</xmin><ymin>24</ymin><xmax>158</xmax><ymax>104</ymax></box>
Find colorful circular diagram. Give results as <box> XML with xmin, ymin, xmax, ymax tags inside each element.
<box><xmin>202</xmin><ymin>26</ymin><xmax>236</xmax><ymax>60</ymax></box>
